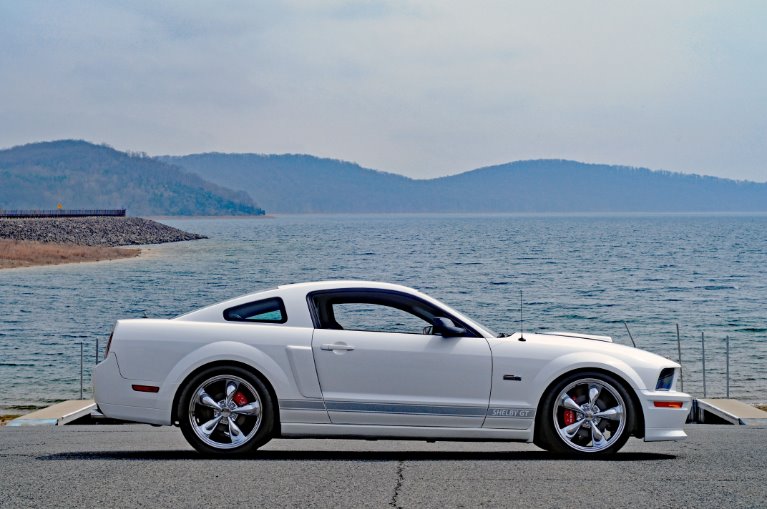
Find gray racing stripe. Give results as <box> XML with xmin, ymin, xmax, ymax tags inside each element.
<box><xmin>280</xmin><ymin>399</ymin><xmax>535</xmax><ymax>419</ymax></box>
<box><xmin>280</xmin><ymin>399</ymin><xmax>327</xmax><ymax>411</ymax></box>
<box><xmin>325</xmin><ymin>401</ymin><xmax>486</xmax><ymax>417</ymax></box>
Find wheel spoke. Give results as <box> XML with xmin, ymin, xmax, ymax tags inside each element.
<box><xmin>561</xmin><ymin>418</ymin><xmax>586</xmax><ymax>440</ymax></box>
<box><xmin>594</xmin><ymin>405</ymin><xmax>623</xmax><ymax>421</ymax></box>
<box><xmin>200</xmin><ymin>416</ymin><xmax>223</xmax><ymax>437</ymax></box>
<box><xmin>225</xmin><ymin>380</ymin><xmax>239</xmax><ymax>405</ymax></box>
<box><xmin>591</xmin><ymin>422</ymin><xmax>607</xmax><ymax>448</ymax></box>
<box><xmin>228</xmin><ymin>417</ymin><xmax>246</xmax><ymax>445</ymax></box>
<box><xmin>589</xmin><ymin>384</ymin><xmax>601</xmax><ymax>406</ymax></box>
<box><xmin>198</xmin><ymin>389</ymin><xmax>221</xmax><ymax>411</ymax></box>
<box><xmin>232</xmin><ymin>401</ymin><xmax>260</xmax><ymax>416</ymax></box>
<box><xmin>561</xmin><ymin>395</ymin><xmax>582</xmax><ymax>412</ymax></box>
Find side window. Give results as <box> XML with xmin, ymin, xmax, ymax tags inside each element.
<box><xmin>224</xmin><ymin>298</ymin><xmax>287</xmax><ymax>323</ymax></box>
<box><xmin>310</xmin><ymin>289</ymin><xmax>478</xmax><ymax>337</ymax></box>
<box><xmin>332</xmin><ymin>302</ymin><xmax>431</xmax><ymax>334</ymax></box>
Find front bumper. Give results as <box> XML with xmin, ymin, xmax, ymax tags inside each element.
<box><xmin>637</xmin><ymin>389</ymin><xmax>692</xmax><ymax>442</ymax></box>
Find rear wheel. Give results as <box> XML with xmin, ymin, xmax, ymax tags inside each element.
<box><xmin>178</xmin><ymin>366</ymin><xmax>274</xmax><ymax>455</ymax></box>
<box><xmin>537</xmin><ymin>371</ymin><xmax>634</xmax><ymax>455</ymax></box>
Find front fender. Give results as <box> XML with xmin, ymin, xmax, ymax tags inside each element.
<box><xmin>531</xmin><ymin>352</ymin><xmax>645</xmax><ymax>406</ymax></box>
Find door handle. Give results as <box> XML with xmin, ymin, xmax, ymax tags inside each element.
<box><xmin>320</xmin><ymin>343</ymin><xmax>355</xmax><ymax>351</ymax></box>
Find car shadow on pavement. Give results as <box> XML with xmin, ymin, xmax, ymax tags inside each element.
<box><xmin>37</xmin><ymin>450</ymin><xmax>676</xmax><ymax>462</ymax></box>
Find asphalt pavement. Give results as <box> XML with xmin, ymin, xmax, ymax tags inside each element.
<box><xmin>1</xmin><ymin>424</ymin><xmax>765</xmax><ymax>508</ymax></box>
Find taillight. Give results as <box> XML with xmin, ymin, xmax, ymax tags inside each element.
<box><xmin>132</xmin><ymin>384</ymin><xmax>160</xmax><ymax>393</ymax></box>
<box><xmin>104</xmin><ymin>331</ymin><xmax>114</xmax><ymax>360</ymax></box>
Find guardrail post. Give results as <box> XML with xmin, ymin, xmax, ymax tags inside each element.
<box><xmin>726</xmin><ymin>335</ymin><xmax>730</xmax><ymax>398</ymax></box>
<box><xmin>701</xmin><ymin>332</ymin><xmax>706</xmax><ymax>398</ymax></box>
<box><xmin>676</xmin><ymin>323</ymin><xmax>683</xmax><ymax>392</ymax></box>
<box><xmin>79</xmin><ymin>342</ymin><xmax>84</xmax><ymax>400</ymax></box>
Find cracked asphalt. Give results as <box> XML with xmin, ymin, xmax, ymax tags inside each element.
<box><xmin>1</xmin><ymin>424</ymin><xmax>765</xmax><ymax>508</ymax></box>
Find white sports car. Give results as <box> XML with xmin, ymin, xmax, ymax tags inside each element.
<box><xmin>94</xmin><ymin>281</ymin><xmax>691</xmax><ymax>456</ymax></box>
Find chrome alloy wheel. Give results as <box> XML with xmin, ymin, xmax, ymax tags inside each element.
<box><xmin>188</xmin><ymin>374</ymin><xmax>262</xmax><ymax>450</ymax></box>
<box><xmin>552</xmin><ymin>377</ymin><xmax>626</xmax><ymax>453</ymax></box>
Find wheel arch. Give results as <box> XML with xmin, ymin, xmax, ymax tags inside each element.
<box><xmin>171</xmin><ymin>360</ymin><xmax>281</xmax><ymax>436</ymax></box>
<box><xmin>533</xmin><ymin>367</ymin><xmax>645</xmax><ymax>440</ymax></box>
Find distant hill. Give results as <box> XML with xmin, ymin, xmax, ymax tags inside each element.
<box><xmin>0</xmin><ymin>141</ymin><xmax>264</xmax><ymax>216</ymax></box>
<box><xmin>165</xmin><ymin>153</ymin><xmax>767</xmax><ymax>213</ymax></box>
<box><xmin>161</xmin><ymin>153</ymin><xmax>418</xmax><ymax>213</ymax></box>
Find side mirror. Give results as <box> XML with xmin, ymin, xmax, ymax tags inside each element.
<box><xmin>432</xmin><ymin>317</ymin><xmax>467</xmax><ymax>337</ymax></box>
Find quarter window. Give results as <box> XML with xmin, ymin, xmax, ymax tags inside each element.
<box><xmin>224</xmin><ymin>298</ymin><xmax>287</xmax><ymax>323</ymax></box>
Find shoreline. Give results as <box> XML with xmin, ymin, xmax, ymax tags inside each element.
<box><xmin>0</xmin><ymin>216</ymin><xmax>205</xmax><ymax>269</ymax></box>
<box><xmin>148</xmin><ymin>214</ymin><xmax>275</xmax><ymax>220</ymax></box>
<box><xmin>0</xmin><ymin>414</ymin><xmax>23</xmax><ymax>426</ymax></box>
<box><xmin>0</xmin><ymin>239</ymin><xmax>141</xmax><ymax>269</ymax></box>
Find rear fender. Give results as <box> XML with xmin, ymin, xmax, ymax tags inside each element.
<box><xmin>156</xmin><ymin>341</ymin><xmax>292</xmax><ymax>424</ymax></box>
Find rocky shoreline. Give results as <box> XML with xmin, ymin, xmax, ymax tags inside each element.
<box><xmin>0</xmin><ymin>217</ymin><xmax>206</xmax><ymax>246</ymax></box>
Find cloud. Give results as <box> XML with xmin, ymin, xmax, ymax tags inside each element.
<box><xmin>1</xmin><ymin>0</ymin><xmax>765</xmax><ymax>181</ymax></box>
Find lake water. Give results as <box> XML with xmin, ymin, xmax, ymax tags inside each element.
<box><xmin>1</xmin><ymin>214</ymin><xmax>766</xmax><ymax>413</ymax></box>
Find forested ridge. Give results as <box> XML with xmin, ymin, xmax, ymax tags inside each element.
<box><xmin>165</xmin><ymin>153</ymin><xmax>767</xmax><ymax>213</ymax></box>
<box><xmin>0</xmin><ymin>141</ymin><xmax>264</xmax><ymax>216</ymax></box>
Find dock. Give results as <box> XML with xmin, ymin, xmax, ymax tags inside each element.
<box><xmin>6</xmin><ymin>400</ymin><xmax>96</xmax><ymax>426</ymax></box>
<box><xmin>695</xmin><ymin>399</ymin><xmax>767</xmax><ymax>425</ymax></box>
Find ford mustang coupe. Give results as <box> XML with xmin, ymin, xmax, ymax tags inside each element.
<box><xmin>94</xmin><ymin>281</ymin><xmax>691</xmax><ymax>456</ymax></box>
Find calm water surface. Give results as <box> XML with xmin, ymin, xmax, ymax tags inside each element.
<box><xmin>1</xmin><ymin>214</ymin><xmax>765</xmax><ymax>412</ymax></box>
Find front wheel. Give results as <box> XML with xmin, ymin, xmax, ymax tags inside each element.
<box><xmin>178</xmin><ymin>366</ymin><xmax>274</xmax><ymax>456</ymax></box>
<box><xmin>537</xmin><ymin>371</ymin><xmax>635</xmax><ymax>455</ymax></box>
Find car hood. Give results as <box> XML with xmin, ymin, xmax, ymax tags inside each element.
<box><xmin>525</xmin><ymin>331</ymin><xmax>672</xmax><ymax>361</ymax></box>
<box><xmin>542</xmin><ymin>331</ymin><xmax>613</xmax><ymax>342</ymax></box>
<box><xmin>490</xmin><ymin>332</ymin><xmax>680</xmax><ymax>391</ymax></box>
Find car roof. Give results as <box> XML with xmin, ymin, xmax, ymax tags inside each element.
<box><xmin>277</xmin><ymin>280</ymin><xmax>420</xmax><ymax>294</ymax></box>
<box><xmin>175</xmin><ymin>280</ymin><xmax>495</xmax><ymax>338</ymax></box>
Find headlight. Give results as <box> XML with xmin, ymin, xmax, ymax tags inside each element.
<box><xmin>655</xmin><ymin>368</ymin><xmax>675</xmax><ymax>391</ymax></box>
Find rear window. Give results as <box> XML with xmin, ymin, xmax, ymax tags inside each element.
<box><xmin>224</xmin><ymin>298</ymin><xmax>287</xmax><ymax>323</ymax></box>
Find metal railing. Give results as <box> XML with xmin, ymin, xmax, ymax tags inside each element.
<box><xmin>673</xmin><ymin>324</ymin><xmax>735</xmax><ymax>399</ymax></box>
<box><xmin>0</xmin><ymin>209</ymin><xmax>126</xmax><ymax>218</ymax></box>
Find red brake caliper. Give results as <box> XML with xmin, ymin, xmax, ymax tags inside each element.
<box><xmin>232</xmin><ymin>391</ymin><xmax>249</xmax><ymax>407</ymax></box>
<box><xmin>564</xmin><ymin>409</ymin><xmax>576</xmax><ymax>426</ymax></box>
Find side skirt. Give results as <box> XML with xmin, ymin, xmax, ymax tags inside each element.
<box><xmin>280</xmin><ymin>423</ymin><xmax>533</xmax><ymax>442</ymax></box>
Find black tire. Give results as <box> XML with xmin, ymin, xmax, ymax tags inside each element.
<box><xmin>536</xmin><ymin>371</ymin><xmax>635</xmax><ymax>456</ymax></box>
<box><xmin>178</xmin><ymin>365</ymin><xmax>275</xmax><ymax>456</ymax></box>
<box><xmin>533</xmin><ymin>434</ymin><xmax>551</xmax><ymax>451</ymax></box>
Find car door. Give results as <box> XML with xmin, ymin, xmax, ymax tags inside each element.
<box><xmin>309</xmin><ymin>289</ymin><xmax>492</xmax><ymax>428</ymax></box>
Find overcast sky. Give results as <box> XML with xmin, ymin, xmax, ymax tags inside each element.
<box><xmin>1</xmin><ymin>1</ymin><xmax>765</xmax><ymax>181</ymax></box>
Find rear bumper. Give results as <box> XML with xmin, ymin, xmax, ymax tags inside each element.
<box><xmin>93</xmin><ymin>353</ymin><xmax>172</xmax><ymax>425</ymax></box>
<box><xmin>637</xmin><ymin>389</ymin><xmax>692</xmax><ymax>442</ymax></box>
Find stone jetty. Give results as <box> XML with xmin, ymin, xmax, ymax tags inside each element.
<box><xmin>0</xmin><ymin>217</ymin><xmax>206</xmax><ymax>246</ymax></box>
